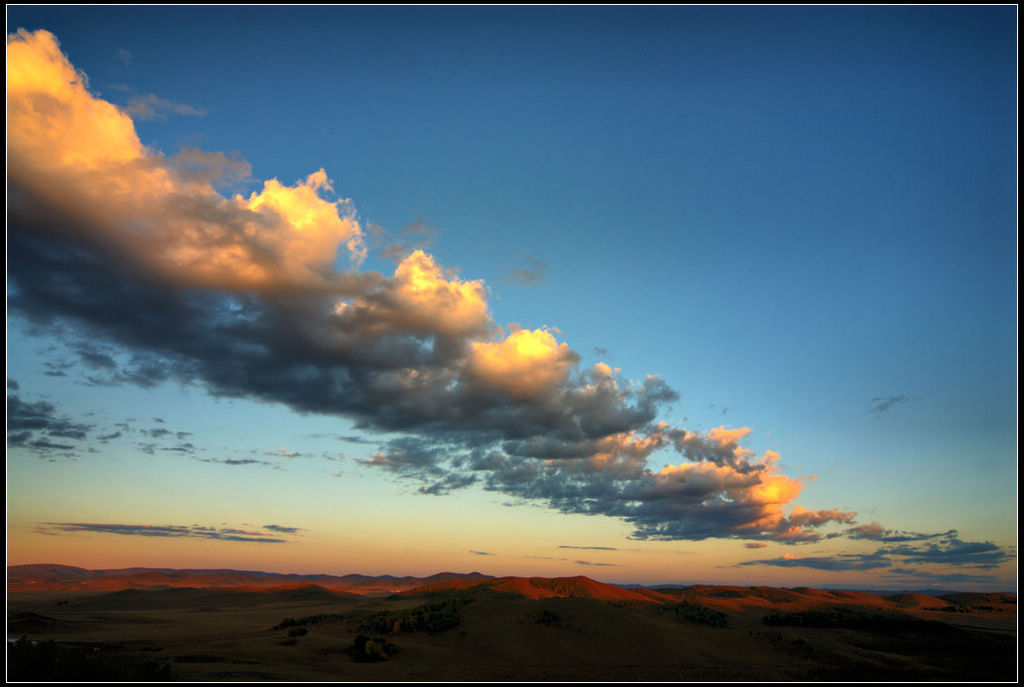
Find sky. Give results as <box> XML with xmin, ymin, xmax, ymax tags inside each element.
<box><xmin>5</xmin><ymin>6</ymin><xmax>1017</xmax><ymax>591</ymax></box>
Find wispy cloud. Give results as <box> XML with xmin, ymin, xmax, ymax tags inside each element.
<box><xmin>574</xmin><ymin>560</ymin><xmax>618</xmax><ymax>567</ymax></box>
<box><xmin>196</xmin><ymin>457</ymin><xmax>274</xmax><ymax>467</ymax></box>
<box><xmin>869</xmin><ymin>394</ymin><xmax>912</xmax><ymax>416</ymax></box>
<box><xmin>882</xmin><ymin>567</ymin><xmax>1000</xmax><ymax>585</ymax></box>
<box><xmin>263</xmin><ymin>446</ymin><xmax>310</xmax><ymax>458</ymax></box>
<box><xmin>842</xmin><ymin>522</ymin><xmax>955</xmax><ymax>543</ymax></box>
<box><xmin>559</xmin><ymin>545</ymin><xmax>618</xmax><ymax>551</ymax></box>
<box><xmin>469</xmin><ymin>550</ymin><xmax>496</xmax><ymax>556</ymax></box>
<box><xmin>738</xmin><ymin>551</ymin><xmax>892</xmax><ymax>572</ymax></box>
<box><xmin>123</xmin><ymin>93</ymin><xmax>206</xmax><ymax>120</ymax></box>
<box><xmin>35</xmin><ymin>522</ymin><xmax>297</xmax><ymax>543</ymax></box>
<box><xmin>502</xmin><ymin>254</ymin><xmax>547</xmax><ymax>286</ymax></box>
<box><xmin>368</xmin><ymin>219</ymin><xmax>437</xmax><ymax>263</ymax></box>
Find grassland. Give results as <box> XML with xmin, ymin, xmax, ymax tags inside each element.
<box><xmin>6</xmin><ymin>578</ymin><xmax>1017</xmax><ymax>681</ymax></box>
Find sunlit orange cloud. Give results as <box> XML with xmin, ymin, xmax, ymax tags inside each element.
<box><xmin>650</xmin><ymin>447</ymin><xmax>852</xmax><ymax>541</ymax></box>
<box><xmin>7</xmin><ymin>29</ymin><xmax>365</xmax><ymax>292</ymax></box>
<box><xmin>467</xmin><ymin>326</ymin><xmax>579</xmax><ymax>398</ymax></box>
<box><xmin>333</xmin><ymin>249</ymin><xmax>491</xmax><ymax>338</ymax></box>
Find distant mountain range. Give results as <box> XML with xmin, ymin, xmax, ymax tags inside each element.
<box><xmin>6</xmin><ymin>563</ymin><xmax>494</xmax><ymax>595</ymax></box>
<box><xmin>6</xmin><ymin>564</ymin><xmax>1015</xmax><ymax>612</ymax></box>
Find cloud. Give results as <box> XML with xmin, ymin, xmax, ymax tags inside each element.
<box><xmin>419</xmin><ymin>473</ymin><xmax>479</xmax><ymax>495</ymax></box>
<box><xmin>881</xmin><ymin>535</ymin><xmax>1013</xmax><ymax>569</ymax></box>
<box><xmin>466</xmin><ymin>326</ymin><xmax>579</xmax><ymax>399</ymax></box>
<box><xmin>738</xmin><ymin>551</ymin><xmax>893</xmax><ymax>572</ymax></box>
<box><xmin>368</xmin><ymin>219</ymin><xmax>437</xmax><ymax>263</ymax></box>
<box><xmin>469</xmin><ymin>550</ymin><xmax>495</xmax><ymax>556</ymax></box>
<box><xmin>264</xmin><ymin>524</ymin><xmax>302</xmax><ymax>534</ymax></box>
<box><xmin>7</xmin><ymin>393</ymin><xmax>92</xmax><ymax>439</ymax></box>
<box><xmin>574</xmin><ymin>560</ymin><xmax>618</xmax><ymax>567</ymax></box>
<box><xmin>503</xmin><ymin>254</ymin><xmax>547</xmax><ymax>286</ymax></box>
<box><xmin>744</xmin><ymin>542</ymin><xmax>768</xmax><ymax>549</ymax></box>
<box><xmin>197</xmin><ymin>457</ymin><xmax>273</xmax><ymax>467</ymax></box>
<box><xmin>35</xmin><ymin>522</ymin><xmax>295</xmax><ymax>543</ymax></box>
<box><xmin>843</xmin><ymin>522</ymin><xmax>955</xmax><ymax>543</ymax></box>
<box><xmin>7</xmin><ymin>391</ymin><xmax>93</xmax><ymax>455</ymax></box>
<box><xmin>306</xmin><ymin>433</ymin><xmax>373</xmax><ymax>444</ymax></box>
<box><xmin>5</xmin><ymin>29</ymin><xmax>872</xmax><ymax>546</ymax></box>
<box><xmin>559</xmin><ymin>545</ymin><xmax>618</xmax><ymax>551</ymax></box>
<box><xmin>122</xmin><ymin>93</ymin><xmax>206</xmax><ymax>121</ymax></box>
<box><xmin>739</xmin><ymin>534</ymin><xmax>1014</xmax><ymax>572</ymax></box>
<box><xmin>869</xmin><ymin>394</ymin><xmax>912</xmax><ymax>416</ymax></box>
<box><xmin>369</xmin><ymin>428</ymin><xmax>857</xmax><ymax>544</ymax></box>
<box><xmin>882</xmin><ymin>567</ymin><xmax>1000</xmax><ymax>585</ymax></box>
<box><xmin>263</xmin><ymin>446</ymin><xmax>309</xmax><ymax>458</ymax></box>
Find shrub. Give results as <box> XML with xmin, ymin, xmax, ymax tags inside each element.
<box><xmin>529</xmin><ymin>608</ymin><xmax>564</xmax><ymax>627</ymax></box>
<box><xmin>349</xmin><ymin>635</ymin><xmax>398</xmax><ymax>662</ymax></box>
<box><xmin>663</xmin><ymin>602</ymin><xmax>729</xmax><ymax>628</ymax></box>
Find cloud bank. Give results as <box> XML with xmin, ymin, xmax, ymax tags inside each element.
<box><xmin>739</xmin><ymin>533</ymin><xmax>1014</xmax><ymax>573</ymax></box>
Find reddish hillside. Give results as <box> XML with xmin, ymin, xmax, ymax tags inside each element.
<box><xmin>405</xmin><ymin>575</ymin><xmax>676</xmax><ymax>603</ymax></box>
<box><xmin>8</xmin><ymin>565</ymin><xmax>1015</xmax><ymax>622</ymax></box>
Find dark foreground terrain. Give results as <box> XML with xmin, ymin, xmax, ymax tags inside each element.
<box><xmin>6</xmin><ymin>570</ymin><xmax>1017</xmax><ymax>682</ymax></box>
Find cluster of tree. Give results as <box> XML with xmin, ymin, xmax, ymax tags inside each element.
<box><xmin>662</xmin><ymin>602</ymin><xmax>730</xmax><ymax>628</ymax></box>
<box><xmin>356</xmin><ymin>597</ymin><xmax>468</xmax><ymax>635</ymax></box>
<box><xmin>528</xmin><ymin>608</ymin><xmax>565</xmax><ymax>627</ymax></box>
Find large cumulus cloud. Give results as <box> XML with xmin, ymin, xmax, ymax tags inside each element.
<box><xmin>9</xmin><ymin>28</ymin><xmax>860</xmax><ymax>545</ymax></box>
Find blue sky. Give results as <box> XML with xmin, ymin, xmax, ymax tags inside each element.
<box><xmin>6</xmin><ymin>6</ymin><xmax>1017</xmax><ymax>590</ymax></box>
